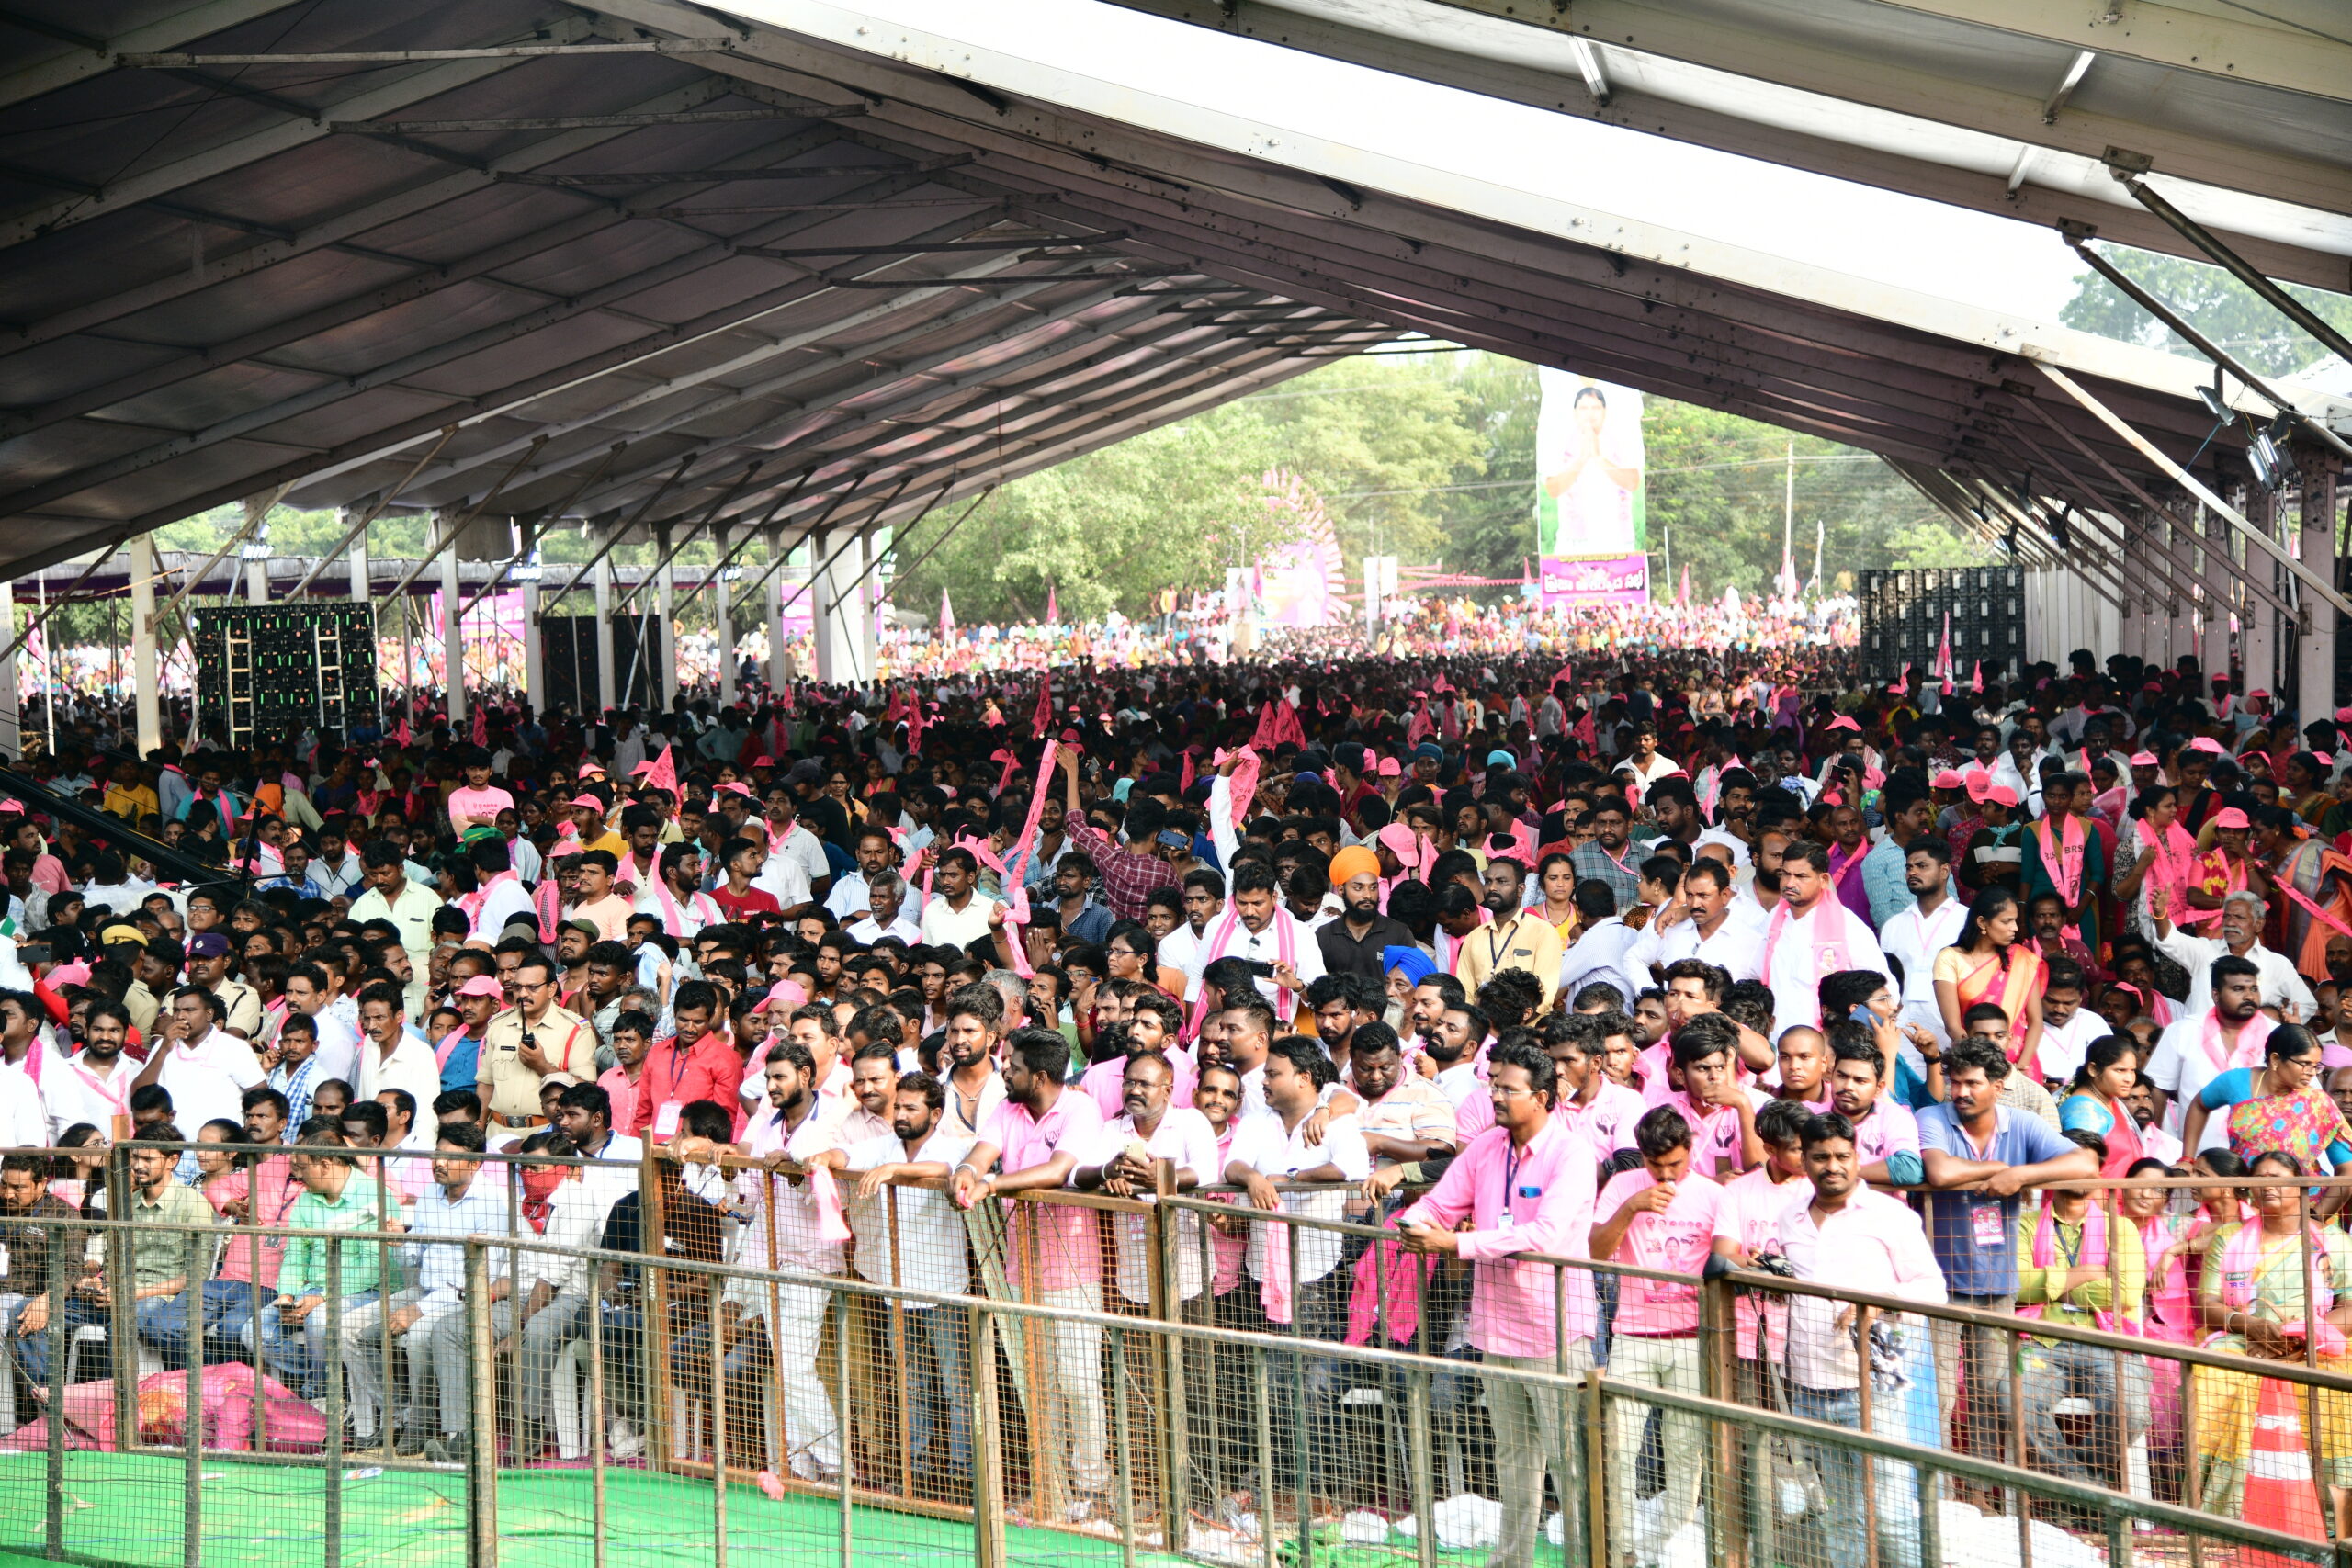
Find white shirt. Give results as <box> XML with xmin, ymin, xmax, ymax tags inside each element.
<box><xmin>847</xmin><ymin>912</ymin><xmax>923</xmax><ymax>947</ymax></box>
<box><xmin>1764</xmin><ymin>901</ymin><xmax>1893</xmax><ymax>1040</ymax></box>
<box><xmin>1083</xmin><ymin>1108</ymin><xmax>1221</xmax><ymax>1303</ymax></box>
<box><xmin>632</xmin><ymin>884</ymin><xmax>724</xmax><ymax>942</ymax></box>
<box><xmin>1557</xmin><ymin>916</ymin><xmax>1644</xmax><ymax>1007</ymax></box>
<box><xmin>1692</xmin><ymin>826</ymin><xmax>1752</xmax><ymax>868</ymax></box>
<box><xmin>469</xmin><ymin>876</ymin><xmax>538</xmax><ymax>942</ymax></box>
<box><xmin>2143</xmin><ymin>1010</ymin><xmax>2273</xmax><ymax>1143</ymax></box>
<box><xmin>355</xmin><ymin>1031</ymin><xmax>444</xmax><ymax>1115</ymax></box>
<box><xmin>2153</xmin><ymin>927</ymin><xmax>2316</xmax><ymax>1021</ymax></box>
<box><xmin>1876</xmin><ymin>895</ymin><xmax>1969</xmax><ymax>1050</ymax></box>
<box><xmin>155</xmin><ymin>1028</ymin><xmax>265</xmax><ymax>1138</ymax></box>
<box><xmin>824</xmin><ymin>872</ymin><xmax>924</xmax><ymax>923</ymax></box>
<box><xmin>525</xmin><ymin>1177</ymin><xmax>606</xmax><ymax>1297</ymax></box>
<box><xmin>2033</xmin><ymin>1008</ymin><xmax>2109</xmax><ymax>1088</ymax></box>
<box><xmin>1181</xmin><ymin>908</ymin><xmax>1327</xmax><ymax>1008</ymax></box>
<box><xmin>841</xmin><ymin>1126</ymin><xmax>976</xmax><ymax>1300</ymax></box>
<box><xmin>304</xmin><ymin>1007</ymin><xmax>365</xmax><ymax>1087</ymax></box>
<box><xmin>1622</xmin><ymin>910</ymin><xmax>1763</xmax><ymax>985</ymax></box>
<box><xmin>733</xmin><ymin>1102</ymin><xmax>845</xmax><ymax>1277</ymax></box>
<box><xmin>0</xmin><ymin>1061</ymin><xmax>44</xmax><ymax>1148</ymax></box>
<box><xmin>1777</xmin><ymin>1187</ymin><xmax>1945</xmax><ymax>1391</ymax></box>
<box><xmin>754</xmin><ymin>822</ymin><xmax>831</xmax><ymax>904</ymax></box>
<box><xmin>920</xmin><ymin>891</ymin><xmax>1001</xmax><ymax>951</ymax></box>
<box><xmin>41</xmin><ymin>1049</ymin><xmax>138</xmax><ymax>1142</ymax></box>
<box><xmin>1226</xmin><ymin>1107</ymin><xmax>1371</xmax><ymax>1284</ymax></box>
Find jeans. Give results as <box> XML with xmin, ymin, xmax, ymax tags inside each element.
<box><xmin>143</xmin><ymin>1279</ymin><xmax>271</xmax><ymax>1368</ymax></box>
<box><xmin>245</xmin><ymin>1288</ymin><xmax>386</xmax><ymax>1413</ymax></box>
<box><xmin>8</xmin><ymin>1292</ymin><xmax>191</xmax><ymax>1385</ymax></box>
<box><xmin>1932</xmin><ymin>1292</ymin><xmax>2015</xmax><ymax>1461</ymax></box>
<box><xmin>2010</xmin><ymin>1338</ymin><xmax>2152</xmax><ymax>1486</ymax></box>
<box><xmin>1787</xmin><ymin>1382</ymin><xmax>1924</xmax><ymax>1568</ymax></box>
<box><xmin>903</xmin><ymin>1306</ymin><xmax>970</xmax><ymax>1478</ymax></box>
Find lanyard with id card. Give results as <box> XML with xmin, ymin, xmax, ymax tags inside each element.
<box><xmin>1970</xmin><ymin>1200</ymin><xmax>2007</xmax><ymax>1251</ymax></box>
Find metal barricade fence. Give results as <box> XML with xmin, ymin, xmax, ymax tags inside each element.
<box><xmin>17</xmin><ymin>1145</ymin><xmax>2352</xmax><ymax>1568</ymax></box>
<box><xmin>6</xmin><ymin>1211</ymin><xmax>2348</xmax><ymax>1568</ymax></box>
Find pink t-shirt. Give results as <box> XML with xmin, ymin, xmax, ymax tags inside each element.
<box><xmin>1556</xmin><ymin>1078</ymin><xmax>1647</xmax><ymax>1161</ymax></box>
<box><xmin>981</xmin><ymin>1089</ymin><xmax>1106</xmax><ymax>1292</ymax></box>
<box><xmin>447</xmin><ymin>784</ymin><xmax>515</xmax><ymax>830</ymax></box>
<box><xmin>1844</xmin><ymin>1098</ymin><xmax>1921</xmax><ymax>1166</ymax></box>
<box><xmin>1711</xmin><ymin>1165</ymin><xmax>1804</xmax><ymax>1360</ymax></box>
<box><xmin>1657</xmin><ymin>1090</ymin><xmax>1750</xmax><ymax>1178</ymax></box>
<box><xmin>1596</xmin><ymin>1167</ymin><xmax>1722</xmax><ymax>1336</ymax></box>
<box><xmin>1077</xmin><ymin>1047</ymin><xmax>1197</xmax><ymax>1120</ymax></box>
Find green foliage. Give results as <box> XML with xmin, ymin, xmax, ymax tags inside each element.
<box><xmin>2059</xmin><ymin>244</ymin><xmax>2352</xmax><ymax>379</ymax></box>
<box><xmin>126</xmin><ymin>348</ymin><xmax>1998</xmax><ymax>631</ymax></box>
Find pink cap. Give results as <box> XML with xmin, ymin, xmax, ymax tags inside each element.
<box><xmin>2211</xmin><ymin>807</ymin><xmax>2252</xmax><ymax>829</ymax></box>
<box><xmin>1964</xmin><ymin>773</ymin><xmax>1992</xmax><ymax>803</ymax></box>
<box><xmin>716</xmin><ymin>781</ymin><xmax>754</xmax><ymax>797</ymax></box>
<box><xmin>629</xmin><ymin>761</ymin><xmax>654</xmax><ymax>777</ymax></box>
<box><xmin>579</xmin><ymin>762</ymin><xmax>605</xmax><ymax>778</ymax></box>
<box><xmin>457</xmin><ymin>975</ymin><xmax>505</xmax><ymax>998</ymax></box>
<box><xmin>1826</xmin><ymin>716</ymin><xmax>1861</xmax><ymax>732</ymax></box>
<box><xmin>1931</xmin><ymin>769</ymin><xmax>1966</xmax><ymax>789</ymax></box>
<box><xmin>2317</xmin><ymin>752</ymin><xmax>2336</xmax><ymax>766</ymax></box>
<box><xmin>571</xmin><ymin>794</ymin><xmax>605</xmax><ymax>810</ymax></box>
<box><xmin>1984</xmin><ymin>784</ymin><xmax>2020</xmax><ymax>807</ymax></box>
<box><xmin>1375</xmin><ymin>756</ymin><xmax>1402</xmax><ymax>777</ymax></box>
<box><xmin>2129</xmin><ymin>751</ymin><xmax>2160</xmax><ymax>767</ymax></box>
<box><xmin>46</xmin><ymin>961</ymin><xmax>89</xmax><ymax>987</ymax></box>
<box><xmin>2188</xmin><ymin>737</ymin><xmax>2227</xmax><ymax>755</ymax></box>
<box><xmin>2335</xmin><ymin>708</ymin><xmax>2352</xmax><ymax>724</ymax></box>
<box><xmin>1374</xmin><ymin>822</ymin><xmax>1422</xmax><ymax>862</ymax></box>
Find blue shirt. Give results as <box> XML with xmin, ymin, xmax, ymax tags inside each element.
<box><xmin>1915</xmin><ymin>1101</ymin><xmax>2078</xmax><ymax>1296</ymax></box>
<box><xmin>1860</xmin><ymin>836</ymin><xmax>1916</xmax><ymax>927</ymax></box>
<box><xmin>439</xmin><ymin>1031</ymin><xmax>481</xmax><ymax>1093</ymax></box>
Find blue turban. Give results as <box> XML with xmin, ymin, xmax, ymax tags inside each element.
<box><xmin>1382</xmin><ymin>945</ymin><xmax>1436</xmax><ymax>986</ymax></box>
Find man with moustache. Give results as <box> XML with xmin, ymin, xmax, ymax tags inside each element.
<box><xmin>1317</xmin><ymin>846</ymin><xmax>1416</xmax><ymax>982</ymax></box>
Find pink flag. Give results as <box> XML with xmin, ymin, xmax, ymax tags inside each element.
<box><xmin>1179</xmin><ymin>747</ymin><xmax>1195</xmax><ymax>795</ymax></box>
<box><xmin>1046</xmin><ymin>583</ymin><xmax>1058</xmax><ymax>624</ymax></box>
<box><xmin>1937</xmin><ymin>613</ymin><xmax>1954</xmax><ymax>696</ymax></box>
<box><xmin>642</xmin><ymin>744</ymin><xmax>677</xmax><ymax>797</ymax></box>
<box><xmin>1033</xmin><ymin>673</ymin><xmax>1053</xmax><ymax>739</ymax></box>
<box><xmin>1677</xmin><ymin>564</ymin><xmax>1690</xmax><ymax>604</ymax></box>
<box><xmin>394</xmin><ymin>718</ymin><xmax>413</xmax><ymax>746</ymax></box>
<box><xmin>1970</xmin><ymin>660</ymin><xmax>1984</xmax><ymax>694</ymax></box>
<box><xmin>470</xmin><ymin>704</ymin><xmax>487</xmax><ymax>745</ymax></box>
<box><xmin>939</xmin><ymin>588</ymin><xmax>955</xmax><ymax>637</ymax></box>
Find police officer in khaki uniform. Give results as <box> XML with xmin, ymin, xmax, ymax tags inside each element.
<box><xmin>479</xmin><ymin>952</ymin><xmax>594</xmax><ymax>1129</ymax></box>
<box><xmin>186</xmin><ymin>931</ymin><xmax>263</xmax><ymax>1039</ymax></box>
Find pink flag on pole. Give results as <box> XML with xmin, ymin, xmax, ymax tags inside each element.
<box><xmin>1677</xmin><ymin>564</ymin><xmax>1690</xmax><ymax>604</ymax></box>
<box><xmin>1046</xmin><ymin>583</ymin><xmax>1058</xmax><ymax>624</ymax></box>
<box><xmin>1937</xmin><ymin>613</ymin><xmax>1955</xmax><ymax>696</ymax></box>
<box><xmin>1970</xmin><ymin>660</ymin><xmax>1984</xmax><ymax>694</ymax></box>
<box><xmin>939</xmin><ymin>589</ymin><xmax>955</xmax><ymax>637</ymax></box>
<box><xmin>642</xmin><ymin>743</ymin><xmax>677</xmax><ymax>796</ymax></box>
<box><xmin>470</xmin><ymin>704</ymin><xmax>487</xmax><ymax>746</ymax></box>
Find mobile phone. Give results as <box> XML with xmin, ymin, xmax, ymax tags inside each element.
<box><xmin>16</xmin><ymin>943</ymin><xmax>50</xmax><ymax>965</ymax></box>
<box><xmin>1243</xmin><ymin>959</ymin><xmax>1277</xmax><ymax>978</ymax></box>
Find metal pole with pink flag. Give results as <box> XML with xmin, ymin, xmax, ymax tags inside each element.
<box><xmin>1045</xmin><ymin>582</ymin><xmax>1057</xmax><ymax>625</ymax></box>
<box><xmin>1937</xmin><ymin>612</ymin><xmax>1955</xmax><ymax>695</ymax></box>
<box><xmin>939</xmin><ymin>587</ymin><xmax>955</xmax><ymax>638</ymax></box>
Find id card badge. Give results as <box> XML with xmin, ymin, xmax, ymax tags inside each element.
<box><xmin>1497</xmin><ymin>1207</ymin><xmax>1516</xmax><ymax>1233</ymax></box>
<box><xmin>1970</xmin><ymin>1201</ymin><xmax>2007</xmax><ymax>1250</ymax></box>
<box><xmin>653</xmin><ymin>1102</ymin><xmax>682</xmax><ymax>1140</ymax></box>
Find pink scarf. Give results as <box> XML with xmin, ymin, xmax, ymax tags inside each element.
<box><xmin>2033</xmin><ymin>813</ymin><xmax>2086</xmax><ymax>940</ymax></box>
<box><xmin>2203</xmin><ymin>1008</ymin><xmax>2277</xmax><ymax>1070</ymax></box>
<box><xmin>1184</xmin><ymin>902</ymin><xmax>1299</xmax><ymax>1039</ymax></box>
<box><xmin>1758</xmin><ymin>897</ymin><xmax>1857</xmax><ymax>1024</ymax></box>
<box><xmin>458</xmin><ymin>868</ymin><xmax>518</xmax><ymax>929</ymax></box>
<box><xmin>2215</xmin><ymin>1222</ymin><xmax>2346</xmax><ymax>1355</ymax></box>
<box><xmin>2016</xmin><ymin>1201</ymin><xmax>2128</xmax><ymax>1332</ymax></box>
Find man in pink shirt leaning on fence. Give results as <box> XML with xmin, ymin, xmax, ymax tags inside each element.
<box><xmin>1399</xmin><ymin>1036</ymin><xmax>1599</xmax><ymax>1568</ymax></box>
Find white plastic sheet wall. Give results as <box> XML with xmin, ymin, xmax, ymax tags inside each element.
<box><xmin>2024</xmin><ymin>567</ymin><xmax>2119</xmax><ymax>671</ymax></box>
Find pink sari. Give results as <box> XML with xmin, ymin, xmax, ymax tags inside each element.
<box><xmin>1952</xmin><ymin>945</ymin><xmax>2045</xmax><ymax>1065</ymax></box>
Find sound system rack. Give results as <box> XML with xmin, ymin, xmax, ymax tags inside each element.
<box><xmin>190</xmin><ymin>603</ymin><xmax>379</xmax><ymax>748</ymax></box>
<box><xmin>1857</xmin><ymin>566</ymin><xmax>2027</xmax><ymax>687</ymax></box>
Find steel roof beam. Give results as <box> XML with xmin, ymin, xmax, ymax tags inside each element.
<box><xmin>0</xmin><ymin>0</ymin><xmax>300</xmax><ymax>112</ymax></box>
<box><xmin>409</xmin><ymin>276</ymin><xmax>1183</xmax><ymax>510</ymax></box>
<box><xmin>0</xmin><ymin>11</ymin><xmax>604</xmax><ymax>253</ymax></box>
<box><xmin>1096</xmin><ymin>0</ymin><xmax>2352</xmax><ymax>292</ymax></box>
<box><xmin>578</xmin><ymin>294</ymin><xmax>1340</xmax><ymax>525</ymax></box>
<box><xmin>0</xmin><ymin>73</ymin><xmax>793</xmax><ymax>351</ymax></box>
<box><xmin>1857</xmin><ymin>0</ymin><xmax>2352</xmax><ymax>106</ymax></box>
<box><xmin>0</xmin><ymin>158</ymin><xmax>999</xmax><ymax>517</ymax></box>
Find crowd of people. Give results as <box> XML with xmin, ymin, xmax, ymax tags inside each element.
<box><xmin>0</xmin><ymin>635</ymin><xmax>2343</xmax><ymax>1563</ymax></box>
